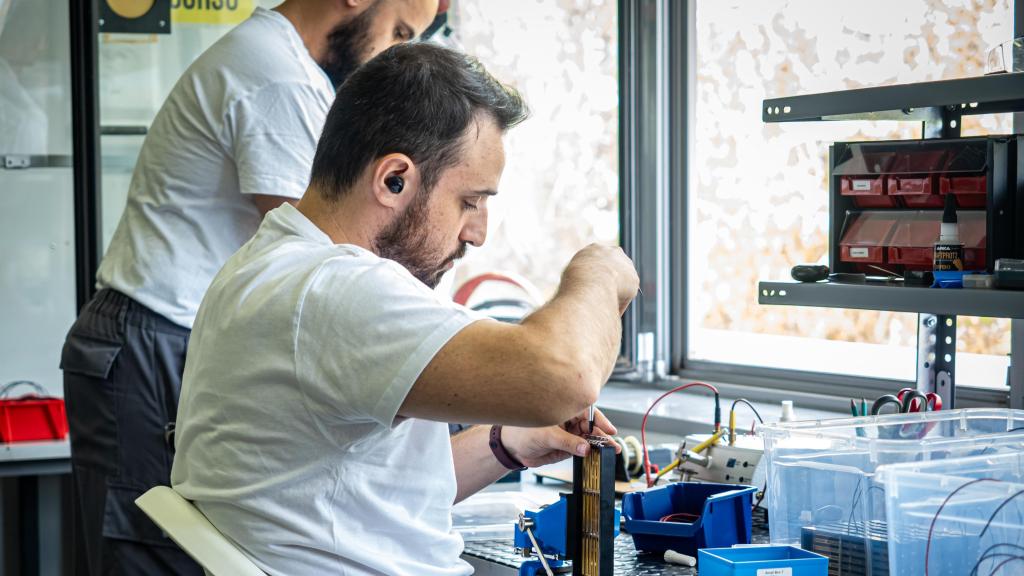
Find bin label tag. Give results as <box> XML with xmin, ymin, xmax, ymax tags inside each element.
<box><xmin>850</xmin><ymin>247</ymin><xmax>869</xmax><ymax>258</ymax></box>
<box><xmin>757</xmin><ymin>569</ymin><xmax>792</xmax><ymax>576</ymax></box>
<box><xmin>852</xmin><ymin>179</ymin><xmax>872</xmax><ymax>191</ymax></box>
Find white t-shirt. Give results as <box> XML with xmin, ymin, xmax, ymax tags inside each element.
<box><xmin>97</xmin><ymin>7</ymin><xmax>334</xmax><ymax>328</ymax></box>
<box><xmin>171</xmin><ymin>203</ymin><xmax>484</xmax><ymax>576</ymax></box>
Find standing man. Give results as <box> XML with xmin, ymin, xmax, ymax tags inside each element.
<box><xmin>172</xmin><ymin>42</ymin><xmax>639</xmax><ymax>575</ymax></box>
<box><xmin>59</xmin><ymin>1</ymin><xmax>439</xmax><ymax>574</ymax></box>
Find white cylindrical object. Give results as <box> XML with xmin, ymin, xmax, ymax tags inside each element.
<box><xmin>664</xmin><ymin>549</ymin><xmax>697</xmax><ymax>567</ymax></box>
<box><xmin>780</xmin><ymin>400</ymin><xmax>796</xmax><ymax>422</ymax></box>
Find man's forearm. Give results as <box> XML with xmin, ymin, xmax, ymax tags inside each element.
<box><xmin>451</xmin><ymin>426</ymin><xmax>511</xmax><ymax>504</ymax></box>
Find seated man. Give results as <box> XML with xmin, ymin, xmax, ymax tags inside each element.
<box><xmin>171</xmin><ymin>42</ymin><xmax>638</xmax><ymax>575</ymax></box>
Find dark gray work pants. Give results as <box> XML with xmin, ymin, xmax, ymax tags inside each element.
<box><xmin>60</xmin><ymin>289</ymin><xmax>202</xmax><ymax>576</ymax></box>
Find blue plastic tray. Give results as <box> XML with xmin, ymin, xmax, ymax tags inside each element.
<box><xmin>621</xmin><ymin>482</ymin><xmax>757</xmax><ymax>555</ymax></box>
<box><xmin>698</xmin><ymin>546</ymin><xmax>828</xmax><ymax>576</ymax></box>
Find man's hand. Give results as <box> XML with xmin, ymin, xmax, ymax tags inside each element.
<box><xmin>563</xmin><ymin>244</ymin><xmax>639</xmax><ymax>314</ymax></box>
<box><xmin>500</xmin><ymin>408</ymin><xmax>621</xmax><ymax>468</ymax></box>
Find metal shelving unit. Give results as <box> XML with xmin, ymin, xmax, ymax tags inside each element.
<box><xmin>758</xmin><ymin>281</ymin><xmax>1024</xmax><ymax>319</ymax></box>
<box><xmin>763</xmin><ymin>73</ymin><xmax>1024</xmax><ymax>134</ymax></box>
<box><xmin>759</xmin><ymin>73</ymin><xmax>1024</xmax><ymax>409</ymax></box>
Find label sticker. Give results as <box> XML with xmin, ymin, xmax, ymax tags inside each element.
<box><xmin>850</xmin><ymin>247</ymin><xmax>869</xmax><ymax>258</ymax></box>
<box><xmin>757</xmin><ymin>569</ymin><xmax>793</xmax><ymax>576</ymax></box>
<box><xmin>171</xmin><ymin>0</ymin><xmax>255</xmax><ymax>25</ymax></box>
<box><xmin>852</xmin><ymin>179</ymin><xmax>872</xmax><ymax>191</ymax></box>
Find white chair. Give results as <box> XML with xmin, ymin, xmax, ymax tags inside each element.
<box><xmin>135</xmin><ymin>486</ymin><xmax>266</xmax><ymax>576</ymax></box>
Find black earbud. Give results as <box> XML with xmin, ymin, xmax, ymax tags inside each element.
<box><xmin>385</xmin><ymin>175</ymin><xmax>404</xmax><ymax>194</ymax></box>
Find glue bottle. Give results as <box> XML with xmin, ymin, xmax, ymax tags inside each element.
<box><xmin>933</xmin><ymin>193</ymin><xmax>964</xmax><ymax>272</ymax></box>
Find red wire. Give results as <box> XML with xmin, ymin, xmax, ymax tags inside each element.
<box><xmin>660</xmin><ymin>512</ymin><xmax>700</xmax><ymax>523</ymax></box>
<box><xmin>641</xmin><ymin>382</ymin><xmax>720</xmax><ymax>488</ymax></box>
<box><xmin>925</xmin><ymin>478</ymin><xmax>1000</xmax><ymax>576</ymax></box>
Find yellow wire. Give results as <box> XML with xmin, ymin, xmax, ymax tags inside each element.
<box><xmin>654</xmin><ymin>430</ymin><xmax>725</xmax><ymax>482</ymax></box>
<box><xmin>729</xmin><ymin>410</ymin><xmax>737</xmax><ymax>446</ymax></box>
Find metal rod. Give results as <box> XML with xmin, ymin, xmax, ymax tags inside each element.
<box><xmin>524</xmin><ymin>526</ymin><xmax>554</xmax><ymax>576</ymax></box>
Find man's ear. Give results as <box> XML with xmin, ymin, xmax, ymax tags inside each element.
<box><xmin>371</xmin><ymin>154</ymin><xmax>421</xmax><ymax>210</ymax></box>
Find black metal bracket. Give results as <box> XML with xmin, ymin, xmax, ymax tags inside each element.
<box><xmin>923</xmin><ymin>105</ymin><xmax>962</xmax><ymax>139</ymax></box>
<box><xmin>916</xmin><ymin>314</ymin><xmax>956</xmax><ymax>408</ymax></box>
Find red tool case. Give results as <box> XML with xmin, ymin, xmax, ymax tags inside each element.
<box><xmin>0</xmin><ymin>381</ymin><xmax>69</xmax><ymax>443</ymax></box>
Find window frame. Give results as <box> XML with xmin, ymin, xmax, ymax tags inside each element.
<box><xmin>617</xmin><ymin>0</ymin><xmax>1019</xmax><ymax>410</ymax></box>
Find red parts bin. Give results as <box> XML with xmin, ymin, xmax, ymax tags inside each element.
<box><xmin>940</xmin><ymin>175</ymin><xmax>987</xmax><ymax>208</ymax></box>
<box><xmin>888</xmin><ymin>174</ymin><xmax>942</xmax><ymax>208</ymax></box>
<box><xmin>886</xmin><ymin>149</ymin><xmax>947</xmax><ymax>208</ymax></box>
<box><xmin>840</xmin><ymin>176</ymin><xmax>897</xmax><ymax>208</ymax></box>
<box><xmin>0</xmin><ymin>381</ymin><xmax>68</xmax><ymax>443</ymax></box>
<box><xmin>839</xmin><ymin>212</ymin><xmax>898</xmax><ymax>266</ymax></box>
<box><xmin>886</xmin><ymin>211</ymin><xmax>987</xmax><ymax>270</ymax></box>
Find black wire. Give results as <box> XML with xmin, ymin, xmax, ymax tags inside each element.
<box><xmin>926</xmin><ymin>478</ymin><xmax>1001</xmax><ymax>576</ymax></box>
<box><xmin>753</xmin><ymin>482</ymin><xmax>767</xmax><ymax>511</ymax></box>
<box><xmin>976</xmin><ymin>427</ymin><xmax>1024</xmax><ymax>456</ymax></box>
<box><xmin>987</xmin><ymin>556</ymin><xmax>1024</xmax><ymax>575</ymax></box>
<box><xmin>730</xmin><ymin>398</ymin><xmax>765</xmax><ymax>424</ymax></box>
<box><xmin>980</xmin><ymin>488</ymin><xmax>1024</xmax><ymax>539</ymax></box>
<box><xmin>845</xmin><ymin>478</ymin><xmax>884</xmax><ymax>524</ymax></box>
<box><xmin>970</xmin><ymin>544</ymin><xmax>1024</xmax><ymax>576</ymax></box>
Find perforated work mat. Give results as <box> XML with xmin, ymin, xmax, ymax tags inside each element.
<box><xmin>463</xmin><ymin>516</ymin><xmax>770</xmax><ymax>575</ymax></box>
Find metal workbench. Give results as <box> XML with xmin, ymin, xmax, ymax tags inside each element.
<box><xmin>464</xmin><ymin>520</ymin><xmax>771</xmax><ymax>575</ymax></box>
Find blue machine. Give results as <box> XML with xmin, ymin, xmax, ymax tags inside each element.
<box><xmin>512</xmin><ymin>494</ymin><xmax>622</xmax><ymax>576</ymax></box>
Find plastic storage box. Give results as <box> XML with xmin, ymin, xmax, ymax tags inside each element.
<box><xmin>698</xmin><ymin>546</ymin><xmax>828</xmax><ymax>576</ymax></box>
<box><xmin>450</xmin><ymin>491</ymin><xmax>545</xmax><ymax>541</ymax></box>
<box><xmin>759</xmin><ymin>409</ymin><xmax>1024</xmax><ymax>574</ymax></box>
<box><xmin>878</xmin><ymin>451</ymin><xmax>1024</xmax><ymax>576</ymax></box>
<box><xmin>621</xmin><ymin>481</ymin><xmax>757</xmax><ymax>556</ymax></box>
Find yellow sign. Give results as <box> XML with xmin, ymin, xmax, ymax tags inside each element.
<box><xmin>171</xmin><ymin>0</ymin><xmax>255</xmax><ymax>25</ymax></box>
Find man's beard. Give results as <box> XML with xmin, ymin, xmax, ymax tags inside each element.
<box><xmin>320</xmin><ymin>3</ymin><xmax>379</xmax><ymax>89</ymax></box>
<box><xmin>374</xmin><ymin>192</ymin><xmax>467</xmax><ymax>289</ymax></box>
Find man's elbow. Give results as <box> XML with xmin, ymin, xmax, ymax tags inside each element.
<box><xmin>528</xmin><ymin>349</ymin><xmax>603</xmax><ymax>426</ymax></box>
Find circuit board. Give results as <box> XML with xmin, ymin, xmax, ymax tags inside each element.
<box><xmin>570</xmin><ymin>435</ymin><xmax>616</xmax><ymax>576</ymax></box>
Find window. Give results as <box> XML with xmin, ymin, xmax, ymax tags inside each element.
<box><xmin>685</xmin><ymin>0</ymin><xmax>1013</xmax><ymax>388</ymax></box>
<box><xmin>443</xmin><ymin>0</ymin><xmax>620</xmax><ymax>301</ymax></box>
<box><xmin>0</xmin><ymin>0</ymin><xmax>76</xmax><ymax>397</ymax></box>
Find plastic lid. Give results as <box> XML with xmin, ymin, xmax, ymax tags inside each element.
<box><xmin>839</xmin><ymin>211</ymin><xmax>899</xmax><ymax>247</ymax></box>
<box><xmin>887</xmin><ymin>211</ymin><xmax>985</xmax><ymax>249</ymax></box>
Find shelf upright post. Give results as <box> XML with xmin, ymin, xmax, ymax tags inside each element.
<box><xmin>916</xmin><ymin>314</ymin><xmax>956</xmax><ymax>407</ymax></box>
<box><xmin>918</xmin><ymin>102</ymin><xmax>960</xmax><ymax>406</ymax></box>
<box><xmin>1012</xmin><ymin>0</ymin><xmax>1024</xmax><ymax>409</ymax></box>
<box><xmin>934</xmin><ymin>316</ymin><xmax>956</xmax><ymax>406</ymax></box>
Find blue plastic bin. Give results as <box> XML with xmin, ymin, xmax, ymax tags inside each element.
<box><xmin>621</xmin><ymin>482</ymin><xmax>757</xmax><ymax>556</ymax></box>
<box><xmin>698</xmin><ymin>546</ymin><xmax>828</xmax><ymax>576</ymax></box>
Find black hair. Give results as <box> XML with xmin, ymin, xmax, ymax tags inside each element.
<box><xmin>309</xmin><ymin>42</ymin><xmax>529</xmax><ymax>200</ymax></box>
